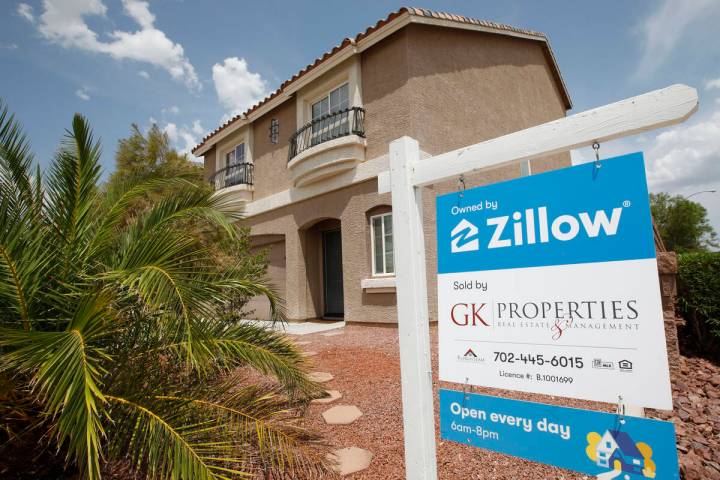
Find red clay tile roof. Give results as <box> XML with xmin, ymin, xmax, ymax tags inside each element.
<box><xmin>193</xmin><ymin>7</ymin><xmax>570</xmax><ymax>155</ymax></box>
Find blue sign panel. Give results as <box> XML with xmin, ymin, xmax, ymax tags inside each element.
<box><xmin>439</xmin><ymin>389</ymin><xmax>679</xmax><ymax>479</ymax></box>
<box><xmin>436</xmin><ymin>152</ymin><xmax>656</xmax><ymax>274</ymax></box>
<box><xmin>436</xmin><ymin>153</ymin><xmax>673</xmax><ymax>409</ymax></box>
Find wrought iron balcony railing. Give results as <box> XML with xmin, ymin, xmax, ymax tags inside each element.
<box><xmin>210</xmin><ymin>162</ymin><xmax>254</xmax><ymax>190</ymax></box>
<box><xmin>288</xmin><ymin>106</ymin><xmax>365</xmax><ymax>162</ymax></box>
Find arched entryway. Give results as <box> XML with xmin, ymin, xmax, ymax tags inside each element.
<box><xmin>302</xmin><ymin>218</ymin><xmax>344</xmax><ymax>319</ymax></box>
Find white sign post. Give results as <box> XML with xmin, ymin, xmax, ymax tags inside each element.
<box><xmin>382</xmin><ymin>84</ymin><xmax>698</xmax><ymax>480</ymax></box>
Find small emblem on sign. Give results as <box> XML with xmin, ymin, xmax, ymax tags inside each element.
<box><xmin>618</xmin><ymin>359</ymin><xmax>633</xmax><ymax>372</ymax></box>
<box><xmin>592</xmin><ymin>358</ymin><xmax>614</xmax><ymax>370</ymax></box>
<box><xmin>451</xmin><ymin>219</ymin><xmax>479</xmax><ymax>253</ymax></box>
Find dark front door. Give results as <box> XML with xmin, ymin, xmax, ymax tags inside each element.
<box><xmin>322</xmin><ymin>229</ymin><xmax>344</xmax><ymax>318</ymax></box>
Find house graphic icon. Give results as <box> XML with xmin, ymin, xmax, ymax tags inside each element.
<box><xmin>595</xmin><ymin>429</ymin><xmax>644</xmax><ymax>475</ymax></box>
<box><xmin>451</xmin><ymin>219</ymin><xmax>479</xmax><ymax>253</ymax></box>
<box><xmin>618</xmin><ymin>360</ymin><xmax>633</xmax><ymax>372</ymax></box>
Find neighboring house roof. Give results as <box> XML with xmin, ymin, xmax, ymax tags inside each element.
<box><xmin>193</xmin><ymin>7</ymin><xmax>572</xmax><ymax>155</ymax></box>
<box><xmin>608</xmin><ymin>430</ymin><xmax>643</xmax><ymax>458</ymax></box>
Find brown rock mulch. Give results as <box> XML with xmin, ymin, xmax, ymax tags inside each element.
<box><xmin>654</xmin><ymin>356</ymin><xmax>720</xmax><ymax>480</ymax></box>
<box><xmin>297</xmin><ymin>324</ymin><xmax>720</xmax><ymax>480</ymax></box>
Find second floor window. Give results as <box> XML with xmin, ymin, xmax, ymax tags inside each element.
<box><xmin>225</xmin><ymin>143</ymin><xmax>245</xmax><ymax>166</ymax></box>
<box><xmin>311</xmin><ymin>83</ymin><xmax>349</xmax><ymax>143</ymax></box>
<box><xmin>371</xmin><ymin>212</ymin><xmax>394</xmax><ymax>276</ymax></box>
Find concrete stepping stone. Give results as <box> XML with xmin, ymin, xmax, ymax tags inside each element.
<box><xmin>327</xmin><ymin>447</ymin><xmax>373</xmax><ymax>476</ymax></box>
<box><xmin>307</xmin><ymin>371</ymin><xmax>334</xmax><ymax>383</ymax></box>
<box><xmin>322</xmin><ymin>405</ymin><xmax>363</xmax><ymax>425</ymax></box>
<box><xmin>302</xmin><ymin>350</ymin><xmax>318</xmax><ymax>357</ymax></box>
<box><xmin>311</xmin><ymin>390</ymin><xmax>342</xmax><ymax>404</ymax></box>
<box><xmin>322</xmin><ymin>331</ymin><xmax>343</xmax><ymax>337</ymax></box>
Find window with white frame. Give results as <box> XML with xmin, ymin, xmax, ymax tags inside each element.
<box><xmin>225</xmin><ymin>143</ymin><xmax>245</xmax><ymax>167</ymax></box>
<box><xmin>371</xmin><ymin>212</ymin><xmax>394</xmax><ymax>276</ymax></box>
<box><xmin>311</xmin><ymin>83</ymin><xmax>350</xmax><ymax>143</ymax></box>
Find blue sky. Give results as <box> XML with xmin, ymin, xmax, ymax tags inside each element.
<box><xmin>2</xmin><ymin>0</ymin><xmax>720</xmax><ymax>231</ymax></box>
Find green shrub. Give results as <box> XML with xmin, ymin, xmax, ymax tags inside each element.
<box><xmin>677</xmin><ymin>252</ymin><xmax>720</xmax><ymax>357</ymax></box>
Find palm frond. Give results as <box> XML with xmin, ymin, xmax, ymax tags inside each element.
<box><xmin>106</xmin><ymin>395</ymin><xmax>252</xmax><ymax>480</ymax></box>
<box><xmin>0</xmin><ymin>100</ymin><xmax>36</xmax><ymax>217</ymax></box>
<box><xmin>183</xmin><ymin>322</ymin><xmax>321</xmax><ymax>397</ymax></box>
<box><xmin>156</xmin><ymin>388</ymin><xmax>333</xmax><ymax>479</ymax></box>
<box><xmin>44</xmin><ymin>114</ymin><xmax>102</xmax><ymax>273</ymax></box>
<box><xmin>0</xmin><ymin>293</ymin><xmax>112</xmax><ymax>479</ymax></box>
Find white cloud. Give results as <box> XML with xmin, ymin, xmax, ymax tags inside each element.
<box><xmin>17</xmin><ymin>3</ymin><xmax>34</xmax><ymax>23</ymax></box>
<box><xmin>122</xmin><ymin>0</ymin><xmax>154</xmax><ymax>29</ymax></box>
<box><xmin>572</xmin><ymin>105</ymin><xmax>720</xmax><ymax>233</ymax></box>
<box><xmin>635</xmin><ymin>0</ymin><xmax>717</xmax><ymax>77</ymax></box>
<box><xmin>644</xmin><ymin>111</ymin><xmax>720</xmax><ymax>191</ymax></box>
<box><xmin>138</xmin><ymin>70</ymin><xmax>149</xmax><ymax>79</ymax></box>
<box><xmin>162</xmin><ymin>120</ymin><xmax>203</xmax><ymax>157</ymax></box>
<box><xmin>191</xmin><ymin>119</ymin><xmax>204</xmax><ymax>136</ymax></box>
<box><xmin>75</xmin><ymin>87</ymin><xmax>90</xmax><ymax>101</ymax></box>
<box><xmin>162</xmin><ymin>105</ymin><xmax>180</xmax><ymax>115</ymax></box>
<box><xmin>1</xmin><ymin>43</ymin><xmax>19</xmax><ymax>50</ymax></box>
<box><xmin>706</xmin><ymin>78</ymin><xmax>720</xmax><ymax>90</ymax></box>
<box><xmin>32</xmin><ymin>0</ymin><xmax>200</xmax><ymax>91</ymax></box>
<box><xmin>212</xmin><ymin>57</ymin><xmax>268</xmax><ymax>116</ymax></box>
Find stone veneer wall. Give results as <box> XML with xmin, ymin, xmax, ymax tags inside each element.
<box><xmin>657</xmin><ymin>251</ymin><xmax>681</xmax><ymax>376</ymax></box>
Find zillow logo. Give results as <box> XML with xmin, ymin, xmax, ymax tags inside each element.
<box><xmin>451</xmin><ymin>219</ymin><xmax>479</xmax><ymax>253</ymax></box>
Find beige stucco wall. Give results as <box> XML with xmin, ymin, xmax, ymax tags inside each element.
<box><xmin>361</xmin><ymin>28</ymin><xmax>411</xmax><ymax>161</ymax></box>
<box><xmin>203</xmin><ymin>146</ymin><xmax>216</xmax><ymax>181</ymax></box>
<box><xmin>225</xmin><ymin>23</ymin><xmax>572</xmax><ymax>324</ymax></box>
<box><xmin>251</xmin><ymin>100</ymin><xmax>296</xmax><ymax>199</ymax></box>
<box><xmin>246</xmin><ymin>179</ymin><xmax>397</xmax><ymax>323</ymax></box>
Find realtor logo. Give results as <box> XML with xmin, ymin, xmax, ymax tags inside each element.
<box><xmin>592</xmin><ymin>358</ymin><xmax>614</xmax><ymax>370</ymax></box>
<box><xmin>457</xmin><ymin>347</ymin><xmax>485</xmax><ymax>364</ymax></box>
<box><xmin>451</xmin><ymin>219</ymin><xmax>479</xmax><ymax>253</ymax></box>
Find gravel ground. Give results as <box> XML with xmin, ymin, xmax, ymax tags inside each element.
<box><xmin>295</xmin><ymin>324</ymin><xmax>720</xmax><ymax>480</ymax></box>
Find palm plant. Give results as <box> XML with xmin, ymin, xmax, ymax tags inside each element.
<box><xmin>0</xmin><ymin>103</ymin><xmax>331</xmax><ymax>479</ymax></box>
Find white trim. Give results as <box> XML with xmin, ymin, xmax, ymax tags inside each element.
<box><xmin>243</xmin><ymin>153</ymin><xmax>388</xmax><ymax>217</ymax></box>
<box><xmin>370</xmin><ymin>212</ymin><xmax>394</xmax><ymax>276</ymax></box>
<box><xmin>361</xmin><ymin>276</ymin><xmax>396</xmax><ymax>293</ymax></box>
<box><xmin>243</xmin><ymin>149</ymin><xmax>429</xmax><ymax>218</ymax></box>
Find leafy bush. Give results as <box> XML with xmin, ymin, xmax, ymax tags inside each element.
<box><xmin>677</xmin><ymin>251</ymin><xmax>720</xmax><ymax>357</ymax></box>
<box><xmin>0</xmin><ymin>103</ymin><xmax>330</xmax><ymax>479</ymax></box>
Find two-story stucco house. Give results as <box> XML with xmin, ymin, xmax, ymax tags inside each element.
<box><xmin>192</xmin><ymin>7</ymin><xmax>572</xmax><ymax>324</ymax></box>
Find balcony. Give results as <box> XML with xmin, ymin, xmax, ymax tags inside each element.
<box><xmin>287</xmin><ymin>107</ymin><xmax>366</xmax><ymax>187</ymax></box>
<box><xmin>210</xmin><ymin>162</ymin><xmax>254</xmax><ymax>203</ymax></box>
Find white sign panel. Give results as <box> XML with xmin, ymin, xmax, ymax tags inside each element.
<box><xmin>436</xmin><ymin>153</ymin><xmax>673</xmax><ymax>410</ymax></box>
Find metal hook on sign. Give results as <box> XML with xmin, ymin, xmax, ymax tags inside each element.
<box><xmin>458</xmin><ymin>174</ymin><xmax>466</xmax><ymax>199</ymax></box>
<box><xmin>592</xmin><ymin>142</ymin><xmax>602</xmax><ymax>170</ymax></box>
<box><xmin>462</xmin><ymin>377</ymin><xmax>470</xmax><ymax>402</ymax></box>
<box><xmin>616</xmin><ymin>395</ymin><xmax>626</xmax><ymax>426</ymax></box>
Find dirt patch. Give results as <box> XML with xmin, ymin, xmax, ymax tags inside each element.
<box><xmin>297</xmin><ymin>324</ymin><xmax>720</xmax><ymax>480</ymax></box>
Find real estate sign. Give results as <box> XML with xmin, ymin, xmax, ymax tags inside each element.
<box><xmin>439</xmin><ymin>389</ymin><xmax>679</xmax><ymax>479</ymax></box>
<box><xmin>436</xmin><ymin>153</ymin><xmax>673</xmax><ymax>410</ymax></box>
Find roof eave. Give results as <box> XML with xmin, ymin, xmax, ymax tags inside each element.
<box><xmin>192</xmin><ymin>8</ymin><xmax>572</xmax><ymax>155</ymax></box>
